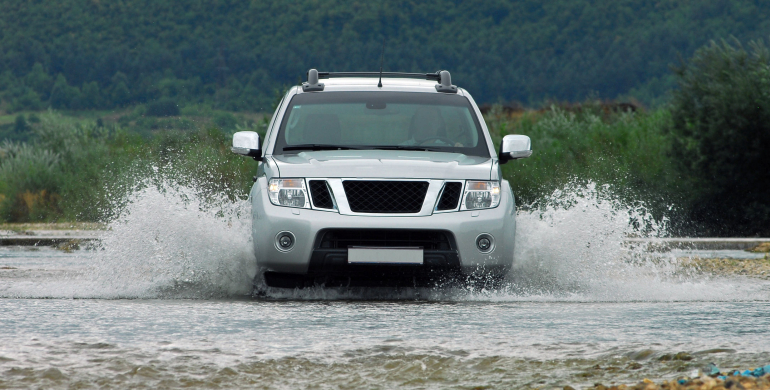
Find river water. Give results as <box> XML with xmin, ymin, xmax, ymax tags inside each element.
<box><xmin>1</xmin><ymin>183</ymin><xmax>769</xmax><ymax>389</ymax></box>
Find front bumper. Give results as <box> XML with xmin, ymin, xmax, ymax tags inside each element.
<box><xmin>250</xmin><ymin>177</ymin><xmax>517</xmax><ymax>281</ymax></box>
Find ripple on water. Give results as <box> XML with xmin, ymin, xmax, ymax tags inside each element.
<box><xmin>2</xmin><ymin>181</ymin><xmax>770</xmax><ymax>388</ymax></box>
<box><xmin>2</xmin><ymin>348</ymin><xmax>769</xmax><ymax>389</ymax></box>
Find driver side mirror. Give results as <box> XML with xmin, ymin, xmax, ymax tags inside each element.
<box><xmin>498</xmin><ymin>134</ymin><xmax>532</xmax><ymax>164</ymax></box>
<box><xmin>232</xmin><ymin>131</ymin><xmax>263</xmax><ymax>161</ymax></box>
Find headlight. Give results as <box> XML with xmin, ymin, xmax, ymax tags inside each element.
<box><xmin>268</xmin><ymin>178</ymin><xmax>309</xmax><ymax>208</ymax></box>
<box><xmin>461</xmin><ymin>181</ymin><xmax>501</xmax><ymax>210</ymax></box>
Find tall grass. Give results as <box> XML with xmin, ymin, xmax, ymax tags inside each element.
<box><xmin>486</xmin><ymin>105</ymin><xmax>681</xmax><ymax>223</ymax></box>
<box><xmin>2</xmin><ymin>107</ymin><xmax>683</xmax><ymax>228</ymax></box>
<box><xmin>0</xmin><ymin>111</ymin><xmax>256</xmax><ymax>223</ymax></box>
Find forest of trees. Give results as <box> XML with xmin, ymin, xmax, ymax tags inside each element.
<box><xmin>2</xmin><ymin>0</ymin><xmax>770</xmax><ymax>112</ymax></box>
<box><xmin>2</xmin><ymin>1</ymin><xmax>770</xmax><ymax>235</ymax></box>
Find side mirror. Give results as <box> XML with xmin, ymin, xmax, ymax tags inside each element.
<box><xmin>232</xmin><ymin>131</ymin><xmax>263</xmax><ymax>161</ymax></box>
<box><xmin>498</xmin><ymin>134</ymin><xmax>532</xmax><ymax>164</ymax></box>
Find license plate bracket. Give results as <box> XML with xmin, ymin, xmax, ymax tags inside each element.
<box><xmin>347</xmin><ymin>247</ymin><xmax>424</xmax><ymax>265</ymax></box>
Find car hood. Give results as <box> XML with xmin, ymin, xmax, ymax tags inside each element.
<box><xmin>271</xmin><ymin>150</ymin><xmax>493</xmax><ymax>180</ymax></box>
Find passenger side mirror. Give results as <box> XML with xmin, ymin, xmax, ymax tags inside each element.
<box><xmin>232</xmin><ymin>131</ymin><xmax>263</xmax><ymax>161</ymax></box>
<box><xmin>498</xmin><ymin>134</ymin><xmax>532</xmax><ymax>164</ymax></box>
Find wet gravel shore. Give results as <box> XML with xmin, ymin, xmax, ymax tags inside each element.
<box><xmin>682</xmin><ymin>257</ymin><xmax>770</xmax><ymax>279</ymax></box>
<box><xmin>582</xmin><ymin>373</ymin><xmax>770</xmax><ymax>390</ymax></box>
<box><xmin>679</xmin><ymin>243</ymin><xmax>770</xmax><ymax>279</ymax></box>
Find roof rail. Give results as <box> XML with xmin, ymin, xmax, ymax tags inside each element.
<box><xmin>317</xmin><ymin>71</ymin><xmax>442</xmax><ymax>81</ymax></box>
<box><xmin>303</xmin><ymin>69</ymin><xmax>458</xmax><ymax>94</ymax></box>
<box><xmin>302</xmin><ymin>69</ymin><xmax>325</xmax><ymax>92</ymax></box>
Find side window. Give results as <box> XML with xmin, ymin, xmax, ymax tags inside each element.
<box><xmin>264</xmin><ymin>94</ymin><xmax>286</xmax><ymax>151</ymax></box>
<box><xmin>283</xmin><ymin>105</ymin><xmax>304</xmax><ymax>144</ymax></box>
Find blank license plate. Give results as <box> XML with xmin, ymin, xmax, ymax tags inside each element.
<box><xmin>347</xmin><ymin>247</ymin><xmax>424</xmax><ymax>265</ymax></box>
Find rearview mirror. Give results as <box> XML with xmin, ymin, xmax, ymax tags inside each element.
<box><xmin>232</xmin><ymin>131</ymin><xmax>262</xmax><ymax>161</ymax></box>
<box><xmin>498</xmin><ymin>134</ymin><xmax>532</xmax><ymax>164</ymax></box>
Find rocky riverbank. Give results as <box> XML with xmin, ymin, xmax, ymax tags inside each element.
<box><xmin>676</xmin><ymin>243</ymin><xmax>770</xmax><ymax>280</ymax></box>
<box><xmin>580</xmin><ymin>372</ymin><xmax>770</xmax><ymax>390</ymax></box>
<box><xmin>680</xmin><ymin>257</ymin><xmax>770</xmax><ymax>279</ymax></box>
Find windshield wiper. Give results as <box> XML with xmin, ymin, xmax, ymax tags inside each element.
<box><xmin>282</xmin><ymin>144</ymin><xmax>363</xmax><ymax>152</ymax></box>
<box><xmin>371</xmin><ymin>145</ymin><xmax>439</xmax><ymax>151</ymax></box>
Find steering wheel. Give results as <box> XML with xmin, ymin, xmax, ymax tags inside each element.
<box><xmin>417</xmin><ymin>136</ymin><xmax>455</xmax><ymax>146</ymax></box>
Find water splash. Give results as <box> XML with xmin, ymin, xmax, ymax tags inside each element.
<box><xmin>87</xmin><ymin>180</ymin><xmax>257</xmax><ymax>298</ymax></box>
<box><xmin>1</xmin><ymin>179</ymin><xmax>766</xmax><ymax>301</ymax></box>
<box><xmin>498</xmin><ymin>181</ymin><xmax>764</xmax><ymax>301</ymax></box>
<box><xmin>0</xmin><ymin>178</ymin><xmax>256</xmax><ymax>299</ymax></box>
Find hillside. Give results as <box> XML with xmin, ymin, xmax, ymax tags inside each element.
<box><xmin>1</xmin><ymin>0</ymin><xmax>770</xmax><ymax>111</ymax></box>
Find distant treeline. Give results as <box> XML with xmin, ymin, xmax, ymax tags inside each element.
<box><xmin>2</xmin><ymin>0</ymin><xmax>770</xmax><ymax>111</ymax></box>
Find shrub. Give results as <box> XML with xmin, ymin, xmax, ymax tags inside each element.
<box><xmin>488</xmin><ymin>104</ymin><xmax>677</xmax><ymax>220</ymax></box>
<box><xmin>0</xmin><ymin>141</ymin><xmax>62</xmax><ymax>221</ymax></box>
<box><xmin>670</xmin><ymin>38</ymin><xmax>770</xmax><ymax>236</ymax></box>
<box><xmin>213</xmin><ymin>112</ymin><xmax>237</xmax><ymax>130</ymax></box>
<box><xmin>0</xmin><ymin>111</ymin><xmax>255</xmax><ymax>223</ymax></box>
<box><xmin>146</xmin><ymin>99</ymin><xmax>180</xmax><ymax>117</ymax></box>
<box><xmin>13</xmin><ymin>115</ymin><xmax>28</xmax><ymax>133</ymax></box>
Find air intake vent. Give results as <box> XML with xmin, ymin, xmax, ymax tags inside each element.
<box><xmin>309</xmin><ymin>180</ymin><xmax>334</xmax><ymax>209</ymax></box>
<box><xmin>343</xmin><ymin>181</ymin><xmax>429</xmax><ymax>213</ymax></box>
<box><xmin>318</xmin><ymin>229</ymin><xmax>453</xmax><ymax>250</ymax></box>
<box><xmin>436</xmin><ymin>182</ymin><xmax>462</xmax><ymax>211</ymax></box>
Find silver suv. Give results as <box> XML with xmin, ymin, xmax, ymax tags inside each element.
<box><xmin>232</xmin><ymin>69</ymin><xmax>532</xmax><ymax>288</ymax></box>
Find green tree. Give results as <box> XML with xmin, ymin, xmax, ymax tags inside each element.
<box><xmin>670</xmin><ymin>38</ymin><xmax>770</xmax><ymax>236</ymax></box>
<box><xmin>50</xmin><ymin>74</ymin><xmax>82</xmax><ymax>109</ymax></box>
<box><xmin>24</xmin><ymin>63</ymin><xmax>52</xmax><ymax>97</ymax></box>
<box><xmin>3</xmin><ymin>1</ymin><xmax>770</xmax><ymax>110</ymax></box>
<box><xmin>110</xmin><ymin>72</ymin><xmax>131</xmax><ymax>106</ymax></box>
<box><xmin>13</xmin><ymin>114</ymin><xmax>28</xmax><ymax>133</ymax></box>
<box><xmin>10</xmin><ymin>87</ymin><xmax>44</xmax><ymax>112</ymax></box>
<box><xmin>80</xmin><ymin>81</ymin><xmax>101</xmax><ymax>109</ymax></box>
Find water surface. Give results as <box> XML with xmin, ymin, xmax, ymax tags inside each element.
<box><xmin>2</xmin><ymin>183</ymin><xmax>769</xmax><ymax>389</ymax></box>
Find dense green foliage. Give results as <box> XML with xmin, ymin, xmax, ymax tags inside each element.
<box><xmin>3</xmin><ymin>24</ymin><xmax>770</xmax><ymax>236</ymax></box>
<box><xmin>2</xmin><ymin>0</ymin><xmax>770</xmax><ymax>111</ymax></box>
<box><xmin>3</xmin><ymin>107</ymin><xmax>681</xmax><ymax>228</ymax></box>
<box><xmin>670</xmin><ymin>39</ymin><xmax>770</xmax><ymax>236</ymax></box>
<box><xmin>0</xmin><ymin>112</ymin><xmax>257</xmax><ymax>222</ymax></box>
<box><xmin>489</xmin><ymin>107</ymin><xmax>677</xmax><ymax>213</ymax></box>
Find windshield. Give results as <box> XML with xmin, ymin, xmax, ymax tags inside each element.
<box><xmin>272</xmin><ymin>92</ymin><xmax>490</xmax><ymax>157</ymax></box>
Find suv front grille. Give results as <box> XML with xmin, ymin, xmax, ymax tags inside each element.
<box><xmin>317</xmin><ymin>229</ymin><xmax>454</xmax><ymax>250</ymax></box>
<box><xmin>309</xmin><ymin>180</ymin><xmax>334</xmax><ymax>209</ymax></box>
<box><xmin>342</xmin><ymin>180</ymin><xmax>428</xmax><ymax>213</ymax></box>
<box><xmin>436</xmin><ymin>182</ymin><xmax>462</xmax><ymax>210</ymax></box>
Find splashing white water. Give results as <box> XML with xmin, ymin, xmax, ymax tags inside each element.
<box><xmin>87</xmin><ymin>181</ymin><xmax>257</xmax><ymax>298</ymax></box>
<box><xmin>499</xmin><ymin>181</ymin><xmax>764</xmax><ymax>301</ymax></box>
<box><xmin>0</xmin><ymin>179</ymin><xmax>257</xmax><ymax>299</ymax></box>
<box><xmin>1</xmin><ymin>180</ymin><xmax>766</xmax><ymax>300</ymax></box>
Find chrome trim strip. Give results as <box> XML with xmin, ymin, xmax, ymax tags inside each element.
<box><xmin>305</xmin><ymin>179</ymin><xmax>338</xmax><ymax>212</ymax></box>
<box><xmin>434</xmin><ymin>180</ymin><xmax>465</xmax><ymax>213</ymax></box>
<box><xmin>323</xmin><ymin>178</ymin><xmax>442</xmax><ymax>217</ymax></box>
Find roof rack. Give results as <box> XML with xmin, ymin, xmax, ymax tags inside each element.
<box><xmin>302</xmin><ymin>69</ymin><xmax>457</xmax><ymax>94</ymax></box>
<box><xmin>316</xmin><ymin>72</ymin><xmax>441</xmax><ymax>81</ymax></box>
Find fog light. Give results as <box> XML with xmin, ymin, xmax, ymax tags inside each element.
<box><xmin>275</xmin><ymin>231</ymin><xmax>296</xmax><ymax>252</ymax></box>
<box><xmin>476</xmin><ymin>234</ymin><xmax>494</xmax><ymax>253</ymax></box>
